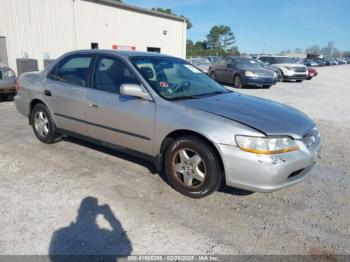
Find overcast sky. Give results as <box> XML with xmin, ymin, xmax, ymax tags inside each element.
<box><xmin>126</xmin><ymin>0</ymin><xmax>350</xmax><ymax>54</ymax></box>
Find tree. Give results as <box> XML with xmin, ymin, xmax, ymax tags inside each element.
<box><xmin>305</xmin><ymin>45</ymin><xmax>321</xmax><ymax>55</ymax></box>
<box><xmin>206</xmin><ymin>25</ymin><xmax>236</xmax><ymax>51</ymax></box>
<box><xmin>151</xmin><ymin>8</ymin><xmax>192</xmax><ymax>29</ymax></box>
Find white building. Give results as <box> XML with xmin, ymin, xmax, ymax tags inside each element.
<box><xmin>0</xmin><ymin>0</ymin><xmax>187</xmax><ymax>73</ymax></box>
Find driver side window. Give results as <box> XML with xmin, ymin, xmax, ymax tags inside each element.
<box><xmin>93</xmin><ymin>56</ymin><xmax>139</xmax><ymax>94</ymax></box>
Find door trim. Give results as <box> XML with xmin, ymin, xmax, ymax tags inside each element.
<box><xmin>54</xmin><ymin>112</ymin><xmax>151</xmax><ymax>141</ymax></box>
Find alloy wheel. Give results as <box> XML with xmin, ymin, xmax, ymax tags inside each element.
<box><xmin>172</xmin><ymin>148</ymin><xmax>207</xmax><ymax>188</ymax></box>
<box><xmin>34</xmin><ymin>111</ymin><xmax>50</xmax><ymax>138</ymax></box>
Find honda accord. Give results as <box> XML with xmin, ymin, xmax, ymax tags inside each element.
<box><xmin>15</xmin><ymin>50</ymin><xmax>321</xmax><ymax>198</ymax></box>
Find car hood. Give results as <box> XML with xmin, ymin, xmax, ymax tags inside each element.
<box><xmin>275</xmin><ymin>63</ymin><xmax>306</xmax><ymax>68</ymax></box>
<box><xmin>179</xmin><ymin>92</ymin><xmax>314</xmax><ymax>139</ymax></box>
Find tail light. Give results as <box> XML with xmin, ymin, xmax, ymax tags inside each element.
<box><xmin>15</xmin><ymin>79</ymin><xmax>20</xmax><ymax>93</ymax></box>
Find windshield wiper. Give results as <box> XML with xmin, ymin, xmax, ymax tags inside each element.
<box><xmin>169</xmin><ymin>95</ymin><xmax>199</xmax><ymax>101</ymax></box>
<box><xmin>192</xmin><ymin>90</ymin><xmax>230</xmax><ymax>98</ymax></box>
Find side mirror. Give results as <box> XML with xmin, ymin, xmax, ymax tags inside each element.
<box><xmin>227</xmin><ymin>63</ymin><xmax>233</xmax><ymax>68</ymax></box>
<box><xmin>120</xmin><ymin>84</ymin><xmax>152</xmax><ymax>100</ymax></box>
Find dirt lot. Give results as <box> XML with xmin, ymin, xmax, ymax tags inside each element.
<box><xmin>0</xmin><ymin>65</ymin><xmax>349</xmax><ymax>256</ymax></box>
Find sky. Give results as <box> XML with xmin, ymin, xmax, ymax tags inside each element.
<box><xmin>125</xmin><ymin>0</ymin><xmax>350</xmax><ymax>54</ymax></box>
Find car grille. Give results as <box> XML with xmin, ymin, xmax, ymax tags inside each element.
<box><xmin>292</xmin><ymin>67</ymin><xmax>307</xmax><ymax>73</ymax></box>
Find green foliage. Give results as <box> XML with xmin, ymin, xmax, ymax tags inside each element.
<box><xmin>206</xmin><ymin>25</ymin><xmax>236</xmax><ymax>50</ymax></box>
<box><xmin>187</xmin><ymin>25</ymin><xmax>239</xmax><ymax>58</ymax></box>
<box><xmin>151</xmin><ymin>8</ymin><xmax>192</xmax><ymax>29</ymax></box>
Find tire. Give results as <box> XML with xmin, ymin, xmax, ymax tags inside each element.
<box><xmin>31</xmin><ymin>103</ymin><xmax>60</xmax><ymax>144</ymax></box>
<box><xmin>263</xmin><ymin>85</ymin><xmax>271</xmax><ymax>88</ymax></box>
<box><xmin>277</xmin><ymin>71</ymin><xmax>284</xmax><ymax>82</ymax></box>
<box><xmin>296</xmin><ymin>80</ymin><xmax>303</xmax><ymax>82</ymax></box>
<box><xmin>164</xmin><ymin>136</ymin><xmax>222</xmax><ymax>198</ymax></box>
<box><xmin>209</xmin><ymin>71</ymin><xmax>217</xmax><ymax>81</ymax></box>
<box><xmin>233</xmin><ymin>74</ymin><xmax>243</xmax><ymax>89</ymax></box>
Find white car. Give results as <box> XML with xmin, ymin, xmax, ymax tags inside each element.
<box><xmin>258</xmin><ymin>56</ymin><xmax>308</xmax><ymax>82</ymax></box>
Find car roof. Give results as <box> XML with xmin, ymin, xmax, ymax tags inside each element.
<box><xmin>65</xmin><ymin>49</ymin><xmax>173</xmax><ymax>58</ymax></box>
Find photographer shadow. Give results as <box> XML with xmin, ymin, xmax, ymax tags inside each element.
<box><xmin>49</xmin><ymin>196</ymin><xmax>132</xmax><ymax>262</ymax></box>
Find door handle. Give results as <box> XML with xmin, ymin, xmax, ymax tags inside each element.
<box><xmin>89</xmin><ymin>103</ymin><xmax>98</xmax><ymax>108</ymax></box>
<box><xmin>44</xmin><ymin>90</ymin><xmax>52</xmax><ymax>96</ymax></box>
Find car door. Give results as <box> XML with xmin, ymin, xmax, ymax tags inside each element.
<box><xmin>85</xmin><ymin>55</ymin><xmax>155</xmax><ymax>155</ymax></box>
<box><xmin>44</xmin><ymin>53</ymin><xmax>93</xmax><ymax>136</ymax></box>
<box><xmin>213</xmin><ymin>58</ymin><xmax>228</xmax><ymax>81</ymax></box>
<box><xmin>221</xmin><ymin>58</ymin><xmax>237</xmax><ymax>83</ymax></box>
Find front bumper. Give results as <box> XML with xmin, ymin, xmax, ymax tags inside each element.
<box><xmin>242</xmin><ymin>76</ymin><xmax>277</xmax><ymax>86</ymax></box>
<box><xmin>284</xmin><ymin>74</ymin><xmax>308</xmax><ymax>80</ymax></box>
<box><xmin>219</xmin><ymin>138</ymin><xmax>321</xmax><ymax>192</ymax></box>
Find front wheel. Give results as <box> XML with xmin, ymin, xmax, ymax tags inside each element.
<box><xmin>263</xmin><ymin>85</ymin><xmax>272</xmax><ymax>88</ymax></box>
<box><xmin>164</xmin><ymin>136</ymin><xmax>222</xmax><ymax>198</ymax></box>
<box><xmin>209</xmin><ymin>71</ymin><xmax>217</xmax><ymax>81</ymax></box>
<box><xmin>296</xmin><ymin>80</ymin><xmax>303</xmax><ymax>82</ymax></box>
<box><xmin>277</xmin><ymin>71</ymin><xmax>284</xmax><ymax>82</ymax></box>
<box><xmin>233</xmin><ymin>74</ymin><xmax>243</xmax><ymax>89</ymax></box>
<box><xmin>31</xmin><ymin>103</ymin><xmax>60</xmax><ymax>144</ymax></box>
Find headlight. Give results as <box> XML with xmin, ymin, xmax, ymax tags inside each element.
<box><xmin>245</xmin><ymin>71</ymin><xmax>258</xmax><ymax>77</ymax></box>
<box><xmin>235</xmin><ymin>135</ymin><xmax>299</xmax><ymax>154</ymax></box>
<box><xmin>283</xmin><ymin>66</ymin><xmax>292</xmax><ymax>71</ymax></box>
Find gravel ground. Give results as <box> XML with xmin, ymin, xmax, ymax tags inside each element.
<box><xmin>0</xmin><ymin>65</ymin><xmax>349</xmax><ymax>256</ymax></box>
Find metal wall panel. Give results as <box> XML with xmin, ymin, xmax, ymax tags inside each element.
<box><xmin>0</xmin><ymin>0</ymin><xmax>187</xmax><ymax>73</ymax></box>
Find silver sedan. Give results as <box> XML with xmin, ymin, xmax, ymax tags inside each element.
<box><xmin>14</xmin><ymin>50</ymin><xmax>321</xmax><ymax>198</ymax></box>
<box><xmin>0</xmin><ymin>63</ymin><xmax>17</xmax><ymax>100</ymax></box>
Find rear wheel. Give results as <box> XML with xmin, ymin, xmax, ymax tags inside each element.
<box><xmin>164</xmin><ymin>136</ymin><xmax>222</xmax><ymax>198</ymax></box>
<box><xmin>233</xmin><ymin>74</ymin><xmax>243</xmax><ymax>89</ymax></box>
<box><xmin>31</xmin><ymin>103</ymin><xmax>60</xmax><ymax>144</ymax></box>
<box><xmin>296</xmin><ymin>80</ymin><xmax>303</xmax><ymax>82</ymax></box>
<box><xmin>263</xmin><ymin>85</ymin><xmax>271</xmax><ymax>88</ymax></box>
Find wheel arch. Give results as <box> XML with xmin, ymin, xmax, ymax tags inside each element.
<box><xmin>29</xmin><ymin>99</ymin><xmax>52</xmax><ymax>125</ymax></box>
<box><xmin>158</xmin><ymin>129</ymin><xmax>225</xmax><ymax>179</ymax></box>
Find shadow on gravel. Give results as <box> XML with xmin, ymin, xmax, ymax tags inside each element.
<box><xmin>218</xmin><ymin>185</ymin><xmax>255</xmax><ymax>196</ymax></box>
<box><xmin>64</xmin><ymin>137</ymin><xmax>255</xmax><ymax>197</ymax></box>
<box><xmin>64</xmin><ymin>136</ymin><xmax>158</xmax><ymax>175</ymax></box>
<box><xmin>0</xmin><ymin>94</ymin><xmax>15</xmax><ymax>102</ymax></box>
<box><xmin>49</xmin><ymin>196</ymin><xmax>132</xmax><ymax>262</ymax></box>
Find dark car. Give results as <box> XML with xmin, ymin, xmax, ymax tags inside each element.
<box><xmin>209</xmin><ymin>57</ymin><xmax>277</xmax><ymax>88</ymax></box>
<box><xmin>315</xmin><ymin>59</ymin><xmax>326</xmax><ymax>66</ymax></box>
<box><xmin>303</xmin><ymin>59</ymin><xmax>319</xmax><ymax>67</ymax></box>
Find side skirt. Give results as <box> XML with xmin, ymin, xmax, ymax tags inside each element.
<box><xmin>57</xmin><ymin>128</ymin><xmax>162</xmax><ymax>171</ymax></box>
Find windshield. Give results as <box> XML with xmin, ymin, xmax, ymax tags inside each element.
<box><xmin>272</xmin><ymin>57</ymin><xmax>295</xmax><ymax>64</ymax></box>
<box><xmin>236</xmin><ymin>58</ymin><xmax>263</xmax><ymax>69</ymax></box>
<box><xmin>131</xmin><ymin>56</ymin><xmax>229</xmax><ymax>100</ymax></box>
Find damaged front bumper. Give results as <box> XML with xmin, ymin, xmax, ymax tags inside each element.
<box><xmin>218</xmin><ymin>138</ymin><xmax>321</xmax><ymax>192</ymax></box>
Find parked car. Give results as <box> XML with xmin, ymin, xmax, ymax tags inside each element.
<box><xmin>258</xmin><ymin>56</ymin><xmax>308</xmax><ymax>82</ymax></box>
<box><xmin>314</xmin><ymin>59</ymin><xmax>326</xmax><ymax>66</ymax></box>
<box><xmin>256</xmin><ymin>60</ymin><xmax>283</xmax><ymax>82</ymax></box>
<box><xmin>15</xmin><ymin>50</ymin><xmax>321</xmax><ymax>198</ymax></box>
<box><xmin>208</xmin><ymin>57</ymin><xmax>277</xmax><ymax>88</ymax></box>
<box><xmin>307</xmin><ymin>67</ymin><xmax>318</xmax><ymax>80</ymax></box>
<box><xmin>188</xmin><ymin>58</ymin><xmax>211</xmax><ymax>73</ymax></box>
<box><xmin>303</xmin><ymin>59</ymin><xmax>319</xmax><ymax>67</ymax></box>
<box><xmin>0</xmin><ymin>63</ymin><xmax>17</xmax><ymax>101</ymax></box>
